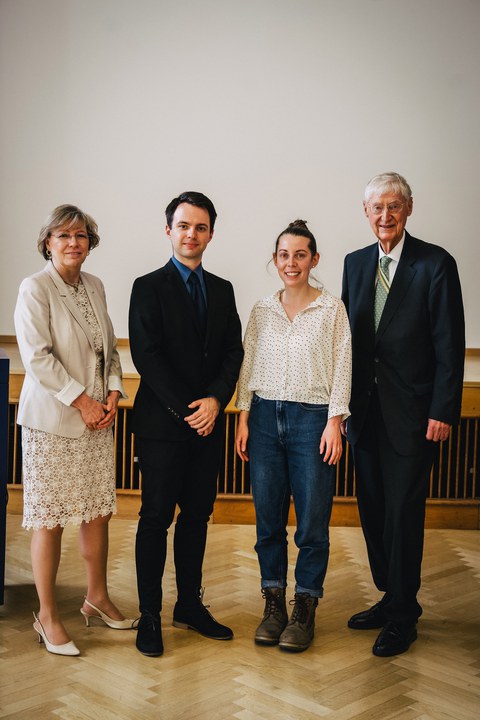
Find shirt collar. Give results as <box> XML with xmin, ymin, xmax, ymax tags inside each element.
<box><xmin>259</xmin><ymin>287</ymin><xmax>334</xmax><ymax>313</ymax></box>
<box><xmin>378</xmin><ymin>233</ymin><xmax>405</xmax><ymax>263</ymax></box>
<box><xmin>171</xmin><ymin>256</ymin><xmax>204</xmax><ymax>284</ymax></box>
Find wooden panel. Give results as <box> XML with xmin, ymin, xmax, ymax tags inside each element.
<box><xmin>4</xmin><ymin>343</ymin><xmax>480</xmax><ymax>529</ymax></box>
<box><xmin>7</xmin><ymin>486</ymin><xmax>479</xmax><ymax>529</ymax></box>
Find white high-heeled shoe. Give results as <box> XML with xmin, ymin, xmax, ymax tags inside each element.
<box><xmin>33</xmin><ymin>612</ymin><xmax>80</xmax><ymax>656</ymax></box>
<box><xmin>80</xmin><ymin>598</ymin><xmax>135</xmax><ymax>629</ymax></box>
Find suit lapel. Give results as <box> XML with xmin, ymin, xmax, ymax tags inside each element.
<box><xmin>203</xmin><ymin>271</ymin><xmax>215</xmax><ymax>342</ymax></box>
<box><xmin>45</xmin><ymin>263</ymin><xmax>96</xmax><ymax>352</ymax></box>
<box><xmin>375</xmin><ymin>233</ymin><xmax>417</xmax><ymax>342</ymax></box>
<box><xmin>82</xmin><ymin>275</ymin><xmax>109</xmax><ymax>354</ymax></box>
<box><xmin>357</xmin><ymin>245</ymin><xmax>378</xmax><ymax>317</ymax></box>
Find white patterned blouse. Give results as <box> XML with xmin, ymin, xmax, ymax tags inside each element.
<box><xmin>236</xmin><ymin>289</ymin><xmax>351</xmax><ymax>420</ymax></box>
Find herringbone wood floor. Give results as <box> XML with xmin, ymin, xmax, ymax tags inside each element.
<box><xmin>1</xmin><ymin>515</ymin><xmax>479</xmax><ymax>719</ymax></box>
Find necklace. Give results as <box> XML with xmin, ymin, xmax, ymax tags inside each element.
<box><xmin>65</xmin><ymin>279</ymin><xmax>81</xmax><ymax>293</ymax></box>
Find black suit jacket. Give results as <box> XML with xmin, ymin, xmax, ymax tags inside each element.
<box><xmin>342</xmin><ymin>232</ymin><xmax>465</xmax><ymax>455</ymax></box>
<box><xmin>129</xmin><ymin>259</ymin><xmax>244</xmax><ymax>440</ymax></box>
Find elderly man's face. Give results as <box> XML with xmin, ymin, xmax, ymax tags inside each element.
<box><xmin>363</xmin><ymin>191</ymin><xmax>413</xmax><ymax>251</ymax></box>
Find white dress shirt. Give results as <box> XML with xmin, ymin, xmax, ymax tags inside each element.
<box><xmin>236</xmin><ymin>289</ymin><xmax>351</xmax><ymax>420</ymax></box>
<box><xmin>378</xmin><ymin>233</ymin><xmax>405</xmax><ymax>283</ymax></box>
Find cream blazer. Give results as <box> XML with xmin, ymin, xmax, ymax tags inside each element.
<box><xmin>14</xmin><ymin>262</ymin><xmax>126</xmax><ymax>438</ymax></box>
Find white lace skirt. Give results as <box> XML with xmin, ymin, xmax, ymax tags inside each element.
<box><xmin>22</xmin><ymin>424</ymin><xmax>116</xmax><ymax>530</ymax></box>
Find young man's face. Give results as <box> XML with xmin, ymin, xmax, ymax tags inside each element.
<box><xmin>166</xmin><ymin>203</ymin><xmax>213</xmax><ymax>268</ymax></box>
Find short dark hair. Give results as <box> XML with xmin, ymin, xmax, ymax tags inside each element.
<box><xmin>274</xmin><ymin>219</ymin><xmax>317</xmax><ymax>256</ymax></box>
<box><xmin>165</xmin><ymin>191</ymin><xmax>217</xmax><ymax>231</ymax></box>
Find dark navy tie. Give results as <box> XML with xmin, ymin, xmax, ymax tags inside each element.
<box><xmin>188</xmin><ymin>271</ymin><xmax>207</xmax><ymax>333</ymax></box>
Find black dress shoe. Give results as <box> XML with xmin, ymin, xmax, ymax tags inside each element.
<box><xmin>348</xmin><ymin>602</ymin><xmax>386</xmax><ymax>630</ymax></box>
<box><xmin>173</xmin><ymin>596</ymin><xmax>233</xmax><ymax>640</ymax></box>
<box><xmin>372</xmin><ymin>621</ymin><xmax>417</xmax><ymax>657</ymax></box>
<box><xmin>136</xmin><ymin>612</ymin><xmax>164</xmax><ymax>656</ymax></box>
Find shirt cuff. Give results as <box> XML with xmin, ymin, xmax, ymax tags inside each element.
<box><xmin>55</xmin><ymin>378</ymin><xmax>85</xmax><ymax>407</ymax></box>
<box><xmin>108</xmin><ymin>375</ymin><xmax>128</xmax><ymax>399</ymax></box>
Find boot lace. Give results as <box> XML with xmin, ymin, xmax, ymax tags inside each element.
<box><xmin>261</xmin><ymin>589</ymin><xmax>285</xmax><ymax>619</ymax></box>
<box><xmin>289</xmin><ymin>593</ymin><xmax>311</xmax><ymax>624</ymax></box>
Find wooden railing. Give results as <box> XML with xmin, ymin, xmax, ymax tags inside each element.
<box><xmin>6</xmin><ymin>401</ymin><xmax>480</xmax><ymax>528</ymax></box>
<box><xmin>3</xmin><ymin>340</ymin><xmax>479</xmax><ymax>528</ymax></box>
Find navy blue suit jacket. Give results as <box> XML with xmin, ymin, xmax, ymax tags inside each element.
<box><xmin>342</xmin><ymin>232</ymin><xmax>465</xmax><ymax>455</ymax></box>
<box><xmin>129</xmin><ymin>259</ymin><xmax>243</xmax><ymax>441</ymax></box>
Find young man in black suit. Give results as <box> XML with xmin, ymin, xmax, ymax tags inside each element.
<box><xmin>129</xmin><ymin>191</ymin><xmax>243</xmax><ymax>656</ymax></box>
<box><xmin>341</xmin><ymin>172</ymin><xmax>465</xmax><ymax>657</ymax></box>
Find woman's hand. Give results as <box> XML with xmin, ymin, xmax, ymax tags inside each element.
<box><xmin>320</xmin><ymin>416</ymin><xmax>343</xmax><ymax>465</ymax></box>
<box><xmin>235</xmin><ymin>410</ymin><xmax>250</xmax><ymax>462</ymax></box>
<box><xmin>71</xmin><ymin>392</ymin><xmax>109</xmax><ymax>431</ymax></box>
<box><xmin>97</xmin><ymin>390</ymin><xmax>121</xmax><ymax>430</ymax></box>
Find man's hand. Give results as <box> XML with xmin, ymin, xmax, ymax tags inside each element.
<box><xmin>185</xmin><ymin>396</ymin><xmax>220</xmax><ymax>436</ymax></box>
<box><xmin>426</xmin><ymin>418</ymin><xmax>451</xmax><ymax>442</ymax></box>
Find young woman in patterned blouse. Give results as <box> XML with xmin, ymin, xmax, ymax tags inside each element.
<box><xmin>236</xmin><ymin>219</ymin><xmax>351</xmax><ymax>652</ymax></box>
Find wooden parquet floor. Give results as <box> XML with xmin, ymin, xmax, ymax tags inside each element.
<box><xmin>1</xmin><ymin>516</ymin><xmax>479</xmax><ymax>720</ymax></box>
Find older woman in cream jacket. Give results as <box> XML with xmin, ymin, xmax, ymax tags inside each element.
<box><xmin>14</xmin><ymin>205</ymin><xmax>133</xmax><ymax>657</ymax></box>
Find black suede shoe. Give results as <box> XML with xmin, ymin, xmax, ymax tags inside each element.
<box><xmin>136</xmin><ymin>612</ymin><xmax>164</xmax><ymax>657</ymax></box>
<box><xmin>173</xmin><ymin>591</ymin><xmax>233</xmax><ymax>640</ymax></box>
<box><xmin>348</xmin><ymin>601</ymin><xmax>386</xmax><ymax>630</ymax></box>
<box><xmin>372</xmin><ymin>621</ymin><xmax>417</xmax><ymax>657</ymax></box>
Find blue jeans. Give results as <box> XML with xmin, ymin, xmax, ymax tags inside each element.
<box><xmin>248</xmin><ymin>395</ymin><xmax>335</xmax><ymax>597</ymax></box>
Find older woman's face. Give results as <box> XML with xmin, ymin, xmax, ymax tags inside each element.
<box><xmin>45</xmin><ymin>221</ymin><xmax>89</xmax><ymax>277</ymax></box>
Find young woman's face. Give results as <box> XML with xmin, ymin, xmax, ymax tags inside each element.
<box><xmin>273</xmin><ymin>234</ymin><xmax>319</xmax><ymax>288</ymax></box>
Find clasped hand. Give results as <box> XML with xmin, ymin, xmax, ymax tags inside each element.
<box><xmin>72</xmin><ymin>391</ymin><xmax>120</xmax><ymax>431</ymax></box>
<box><xmin>185</xmin><ymin>396</ymin><xmax>220</xmax><ymax>437</ymax></box>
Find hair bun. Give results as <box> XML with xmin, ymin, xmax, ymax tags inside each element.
<box><xmin>288</xmin><ymin>219</ymin><xmax>308</xmax><ymax>229</ymax></box>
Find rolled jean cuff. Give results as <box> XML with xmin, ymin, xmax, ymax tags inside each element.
<box><xmin>296</xmin><ymin>584</ymin><xmax>323</xmax><ymax>598</ymax></box>
<box><xmin>261</xmin><ymin>580</ymin><xmax>286</xmax><ymax>589</ymax></box>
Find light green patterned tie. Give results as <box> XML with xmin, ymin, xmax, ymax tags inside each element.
<box><xmin>374</xmin><ymin>256</ymin><xmax>392</xmax><ymax>331</ymax></box>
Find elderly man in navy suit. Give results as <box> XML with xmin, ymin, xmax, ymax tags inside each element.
<box><xmin>129</xmin><ymin>191</ymin><xmax>243</xmax><ymax>656</ymax></box>
<box><xmin>341</xmin><ymin>172</ymin><xmax>464</xmax><ymax>656</ymax></box>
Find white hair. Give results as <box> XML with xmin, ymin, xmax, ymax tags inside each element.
<box><xmin>364</xmin><ymin>172</ymin><xmax>412</xmax><ymax>202</ymax></box>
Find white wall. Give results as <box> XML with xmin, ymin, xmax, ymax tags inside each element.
<box><xmin>1</xmin><ymin>0</ymin><xmax>479</xmax><ymax>345</ymax></box>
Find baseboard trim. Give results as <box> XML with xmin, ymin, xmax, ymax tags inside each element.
<box><xmin>6</xmin><ymin>487</ymin><xmax>479</xmax><ymax>529</ymax></box>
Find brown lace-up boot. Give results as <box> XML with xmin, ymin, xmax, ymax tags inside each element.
<box><xmin>254</xmin><ymin>588</ymin><xmax>288</xmax><ymax>645</ymax></box>
<box><xmin>278</xmin><ymin>592</ymin><xmax>318</xmax><ymax>652</ymax></box>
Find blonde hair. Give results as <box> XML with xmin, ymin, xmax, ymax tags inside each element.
<box><xmin>37</xmin><ymin>204</ymin><xmax>100</xmax><ymax>259</ymax></box>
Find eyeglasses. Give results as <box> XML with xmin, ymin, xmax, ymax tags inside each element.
<box><xmin>368</xmin><ymin>202</ymin><xmax>405</xmax><ymax>215</ymax></box>
<box><xmin>51</xmin><ymin>232</ymin><xmax>89</xmax><ymax>241</ymax></box>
